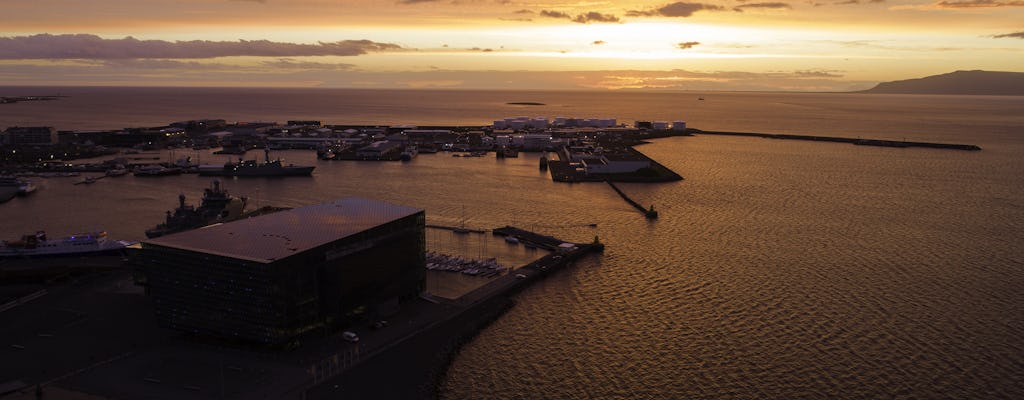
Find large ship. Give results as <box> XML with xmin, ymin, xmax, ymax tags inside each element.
<box><xmin>1</xmin><ymin>231</ymin><xmax>133</xmax><ymax>258</ymax></box>
<box><xmin>197</xmin><ymin>149</ymin><xmax>314</xmax><ymax>177</ymax></box>
<box><xmin>145</xmin><ymin>180</ymin><xmax>247</xmax><ymax>238</ymax></box>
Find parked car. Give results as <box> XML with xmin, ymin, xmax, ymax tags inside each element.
<box><xmin>342</xmin><ymin>331</ymin><xmax>359</xmax><ymax>342</ymax></box>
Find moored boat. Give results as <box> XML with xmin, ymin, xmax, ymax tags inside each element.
<box><xmin>0</xmin><ymin>176</ymin><xmax>36</xmax><ymax>195</ymax></box>
<box><xmin>145</xmin><ymin>180</ymin><xmax>247</xmax><ymax>238</ymax></box>
<box><xmin>1</xmin><ymin>231</ymin><xmax>133</xmax><ymax>258</ymax></box>
<box><xmin>133</xmin><ymin>165</ymin><xmax>183</xmax><ymax>177</ymax></box>
<box><xmin>400</xmin><ymin>145</ymin><xmax>418</xmax><ymax>161</ymax></box>
<box><xmin>198</xmin><ymin>149</ymin><xmax>314</xmax><ymax>177</ymax></box>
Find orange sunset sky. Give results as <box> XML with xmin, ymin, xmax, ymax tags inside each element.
<box><xmin>1</xmin><ymin>0</ymin><xmax>1022</xmax><ymax>91</ymax></box>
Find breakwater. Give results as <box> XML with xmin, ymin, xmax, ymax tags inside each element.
<box><xmin>309</xmin><ymin>227</ymin><xmax>603</xmax><ymax>399</ymax></box>
<box><xmin>696</xmin><ymin>130</ymin><xmax>982</xmax><ymax>151</ymax></box>
<box><xmin>606</xmin><ymin>181</ymin><xmax>659</xmax><ymax>219</ymax></box>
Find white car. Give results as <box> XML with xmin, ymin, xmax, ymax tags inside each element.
<box><xmin>342</xmin><ymin>331</ymin><xmax>359</xmax><ymax>342</ymax></box>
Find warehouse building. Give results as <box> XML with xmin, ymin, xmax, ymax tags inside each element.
<box><xmin>135</xmin><ymin>198</ymin><xmax>425</xmax><ymax>345</ymax></box>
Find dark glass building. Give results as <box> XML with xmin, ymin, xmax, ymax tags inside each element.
<box><xmin>135</xmin><ymin>198</ymin><xmax>425</xmax><ymax>344</ymax></box>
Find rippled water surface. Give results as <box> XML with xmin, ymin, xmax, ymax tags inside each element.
<box><xmin>2</xmin><ymin>88</ymin><xmax>1023</xmax><ymax>398</ymax></box>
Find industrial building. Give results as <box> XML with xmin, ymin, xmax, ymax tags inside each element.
<box><xmin>2</xmin><ymin>126</ymin><xmax>57</xmax><ymax>145</ymax></box>
<box><xmin>135</xmin><ymin>198</ymin><xmax>426</xmax><ymax>345</ymax></box>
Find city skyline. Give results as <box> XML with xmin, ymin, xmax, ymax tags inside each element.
<box><xmin>1</xmin><ymin>0</ymin><xmax>1022</xmax><ymax>90</ymax></box>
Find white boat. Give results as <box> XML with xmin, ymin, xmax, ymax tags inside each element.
<box><xmin>1</xmin><ymin>231</ymin><xmax>133</xmax><ymax>258</ymax></box>
<box><xmin>105</xmin><ymin>167</ymin><xmax>129</xmax><ymax>177</ymax></box>
<box><xmin>0</xmin><ymin>176</ymin><xmax>36</xmax><ymax>195</ymax></box>
<box><xmin>505</xmin><ymin>236</ymin><xmax>520</xmax><ymax>244</ymax></box>
<box><xmin>133</xmin><ymin>165</ymin><xmax>182</xmax><ymax>177</ymax></box>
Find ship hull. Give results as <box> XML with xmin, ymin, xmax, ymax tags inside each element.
<box><xmin>197</xmin><ymin>166</ymin><xmax>314</xmax><ymax>177</ymax></box>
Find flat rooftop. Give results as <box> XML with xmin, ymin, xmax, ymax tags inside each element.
<box><xmin>144</xmin><ymin>198</ymin><xmax>422</xmax><ymax>263</ymax></box>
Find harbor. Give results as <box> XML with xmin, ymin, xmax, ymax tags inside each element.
<box><xmin>0</xmin><ymin>222</ymin><xmax>603</xmax><ymax>399</ymax></box>
<box><xmin>2</xmin><ymin>95</ymin><xmax>1016</xmax><ymax>400</ymax></box>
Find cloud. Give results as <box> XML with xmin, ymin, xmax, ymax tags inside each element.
<box><xmin>397</xmin><ymin>0</ymin><xmax>440</xmax><ymax>4</ymax></box>
<box><xmin>571</xmin><ymin>69</ymin><xmax>853</xmax><ymax>91</ymax></box>
<box><xmin>822</xmin><ymin>39</ymin><xmax>965</xmax><ymax>51</ymax></box>
<box><xmin>0</xmin><ymin>34</ymin><xmax>401</xmax><ymax>60</ymax></box>
<box><xmin>593</xmin><ymin>40</ymin><xmax>606</xmax><ymax>45</ymax></box>
<box><xmin>540</xmin><ymin>10</ymin><xmax>621</xmax><ymax>23</ymax></box>
<box><xmin>540</xmin><ymin>10</ymin><xmax>572</xmax><ymax>19</ymax></box>
<box><xmin>260</xmin><ymin>59</ymin><xmax>355</xmax><ymax>70</ymax></box>
<box><xmin>935</xmin><ymin>0</ymin><xmax>1024</xmax><ymax>7</ymax></box>
<box><xmin>792</xmin><ymin>70</ymin><xmax>843</xmax><ymax>78</ymax></box>
<box><xmin>626</xmin><ymin>2</ymin><xmax>725</xmax><ymax>17</ymax></box>
<box><xmin>573</xmin><ymin>12</ymin><xmax>620</xmax><ymax>23</ymax></box>
<box><xmin>677</xmin><ymin>41</ymin><xmax>700</xmax><ymax>49</ymax></box>
<box><xmin>99</xmin><ymin>59</ymin><xmax>210</xmax><ymax>69</ymax></box>
<box><xmin>733</xmin><ymin>2</ymin><xmax>793</xmax><ymax>11</ymax></box>
<box><xmin>993</xmin><ymin>31</ymin><xmax>1024</xmax><ymax>38</ymax></box>
<box><xmin>514</xmin><ymin>9</ymin><xmax>534</xmax><ymax>14</ymax></box>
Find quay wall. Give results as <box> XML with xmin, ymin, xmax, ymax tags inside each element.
<box><xmin>308</xmin><ymin>229</ymin><xmax>603</xmax><ymax>399</ymax></box>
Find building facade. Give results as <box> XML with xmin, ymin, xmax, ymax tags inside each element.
<box><xmin>135</xmin><ymin>198</ymin><xmax>425</xmax><ymax>344</ymax></box>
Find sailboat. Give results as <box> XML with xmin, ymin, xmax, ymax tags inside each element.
<box><xmin>453</xmin><ymin>206</ymin><xmax>470</xmax><ymax>234</ymax></box>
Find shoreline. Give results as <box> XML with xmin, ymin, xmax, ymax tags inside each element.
<box><xmin>1</xmin><ymin>227</ymin><xmax>603</xmax><ymax>400</ymax></box>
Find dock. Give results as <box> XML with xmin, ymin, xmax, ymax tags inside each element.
<box><xmin>697</xmin><ymin>130</ymin><xmax>982</xmax><ymax>151</ymax></box>
<box><xmin>490</xmin><ymin>226</ymin><xmax>564</xmax><ymax>250</ymax></box>
<box><xmin>605</xmin><ymin>181</ymin><xmax>658</xmax><ymax>219</ymax></box>
<box><xmin>425</xmin><ymin>224</ymin><xmax>487</xmax><ymax>234</ymax></box>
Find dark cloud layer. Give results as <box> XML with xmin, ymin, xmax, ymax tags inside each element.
<box><xmin>540</xmin><ymin>10</ymin><xmax>572</xmax><ymax>19</ymax></box>
<box><xmin>993</xmin><ymin>31</ymin><xmax>1024</xmax><ymax>38</ymax></box>
<box><xmin>935</xmin><ymin>0</ymin><xmax>1024</xmax><ymax>7</ymax></box>
<box><xmin>626</xmin><ymin>2</ymin><xmax>725</xmax><ymax>18</ymax></box>
<box><xmin>0</xmin><ymin>34</ymin><xmax>401</xmax><ymax>60</ymax></box>
<box><xmin>734</xmin><ymin>2</ymin><xmax>793</xmax><ymax>11</ymax></box>
<box><xmin>540</xmin><ymin>10</ymin><xmax>621</xmax><ymax>23</ymax></box>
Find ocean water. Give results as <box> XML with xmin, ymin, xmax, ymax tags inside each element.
<box><xmin>2</xmin><ymin>88</ymin><xmax>1023</xmax><ymax>398</ymax></box>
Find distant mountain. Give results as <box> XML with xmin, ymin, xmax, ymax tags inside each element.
<box><xmin>861</xmin><ymin>70</ymin><xmax>1024</xmax><ymax>96</ymax></box>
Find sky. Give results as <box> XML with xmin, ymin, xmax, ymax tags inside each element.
<box><xmin>0</xmin><ymin>0</ymin><xmax>1022</xmax><ymax>91</ymax></box>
